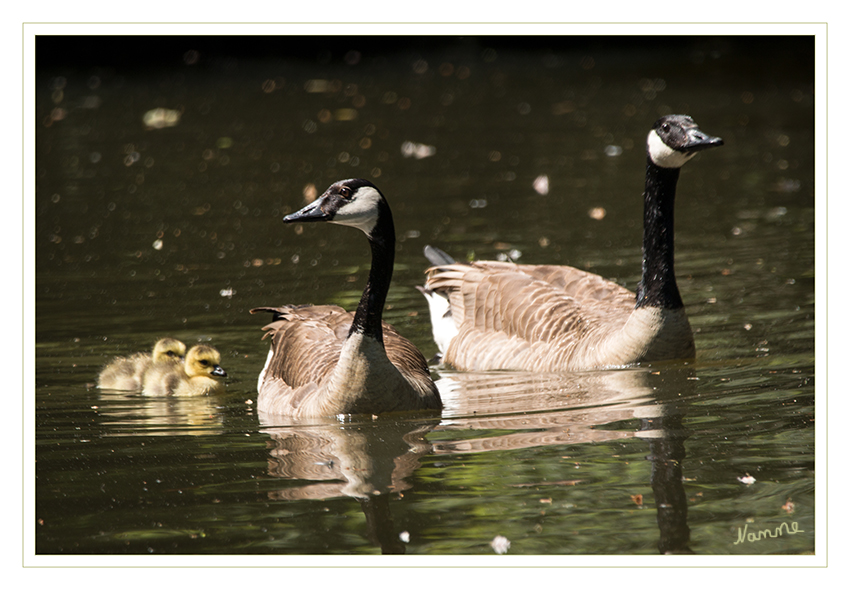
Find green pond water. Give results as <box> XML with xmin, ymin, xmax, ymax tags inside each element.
<box><xmin>33</xmin><ymin>35</ymin><xmax>815</xmax><ymax>557</ymax></box>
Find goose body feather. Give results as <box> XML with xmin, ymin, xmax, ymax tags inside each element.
<box><xmin>425</xmin><ymin>260</ymin><xmax>692</xmax><ymax>371</ymax></box>
<box><xmin>254</xmin><ymin>305</ymin><xmax>440</xmax><ymax>417</ymax></box>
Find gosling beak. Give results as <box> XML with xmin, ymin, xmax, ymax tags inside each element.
<box><xmin>211</xmin><ymin>365</ymin><xmax>227</xmax><ymax>378</ymax></box>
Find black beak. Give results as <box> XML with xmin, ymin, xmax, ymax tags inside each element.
<box><xmin>211</xmin><ymin>365</ymin><xmax>227</xmax><ymax>378</ymax></box>
<box><xmin>283</xmin><ymin>196</ymin><xmax>334</xmax><ymax>224</ymax></box>
<box><xmin>683</xmin><ymin>128</ymin><xmax>724</xmax><ymax>153</ymax></box>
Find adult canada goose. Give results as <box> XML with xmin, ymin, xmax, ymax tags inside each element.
<box><xmin>251</xmin><ymin>178</ymin><xmax>442</xmax><ymax>417</ymax></box>
<box><xmin>142</xmin><ymin>344</ymin><xmax>227</xmax><ymax>396</ymax></box>
<box><xmin>420</xmin><ymin>114</ymin><xmax>723</xmax><ymax>372</ymax></box>
<box><xmin>97</xmin><ymin>337</ymin><xmax>186</xmax><ymax>390</ymax></box>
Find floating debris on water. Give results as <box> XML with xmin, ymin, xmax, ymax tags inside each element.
<box><xmin>143</xmin><ymin>108</ymin><xmax>181</xmax><ymax>129</ymax></box>
<box><xmin>401</xmin><ymin>141</ymin><xmax>436</xmax><ymax>159</ymax></box>
<box><xmin>588</xmin><ymin>207</ymin><xmax>607</xmax><ymax>220</ymax></box>
<box><xmin>490</xmin><ymin>535</ymin><xmax>511</xmax><ymax>554</ymax></box>
<box><xmin>533</xmin><ymin>174</ymin><xmax>549</xmax><ymax>195</ymax></box>
<box><xmin>738</xmin><ymin>474</ymin><xmax>756</xmax><ymax>485</ymax></box>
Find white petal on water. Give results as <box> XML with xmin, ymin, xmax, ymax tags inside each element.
<box><xmin>533</xmin><ymin>174</ymin><xmax>549</xmax><ymax>195</ymax></box>
<box><xmin>401</xmin><ymin>141</ymin><xmax>436</xmax><ymax>159</ymax></box>
<box><xmin>143</xmin><ymin>108</ymin><xmax>181</xmax><ymax>129</ymax></box>
<box><xmin>490</xmin><ymin>535</ymin><xmax>511</xmax><ymax>554</ymax></box>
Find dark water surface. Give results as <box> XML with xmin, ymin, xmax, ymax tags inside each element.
<box><xmin>33</xmin><ymin>36</ymin><xmax>815</xmax><ymax>558</ymax></box>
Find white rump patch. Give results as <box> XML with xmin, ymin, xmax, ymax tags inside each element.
<box><xmin>647</xmin><ymin>129</ymin><xmax>697</xmax><ymax>169</ymax></box>
<box><xmin>258</xmin><ymin>348</ymin><xmax>273</xmax><ymax>391</ymax></box>
<box><xmin>421</xmin><ymin>289</ymin><xmax>458</xmax><ymax>355</ymax></box>
<box><xmin>331</xmin><ymin>186</ymin><xmax>382</xmax><ymax>235</ymax></box>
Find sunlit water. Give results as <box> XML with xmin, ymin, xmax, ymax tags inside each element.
<box><xmin>34</xmin><ymin>36</ymin><xmax>814</xmax><ymax>556</ymax></box>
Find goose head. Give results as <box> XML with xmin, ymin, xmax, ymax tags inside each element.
<box><xmin>184</xmin><ymin>345</ymin><xmax>227</xmax><ymax>379</ymax></box>
<box><xmin>283</xmin><ymin>178</ymin><xmax>386</xmax><ymax>238</ymax></box>
<box><xmin>152</xmin><ymin>338</ymin><xmax>187</xmax><ymax>362</ymax></box>
<box><xmin>647</xmin><ymin>114</ymin><xmax>724</xmax><ymax>169</ymax></box>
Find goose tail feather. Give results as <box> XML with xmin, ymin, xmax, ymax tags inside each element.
<box><xmin>423</xmin><ymin>245</ymin><xmax>456</xmax><ymax>266</ymax></box>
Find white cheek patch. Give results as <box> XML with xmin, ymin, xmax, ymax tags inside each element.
<box><xmin>330</xmin><ymin>186</ymin><xmax>382</xmax><ymax>234</ymax></box>
<box><xmin>647</xmin><ymin>130</ymin><xmax>696</xmax><ymax>169</ymax></box>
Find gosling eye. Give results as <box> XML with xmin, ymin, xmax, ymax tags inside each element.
<box><xmin>199</xmin><ymin>359</ymin><xmax>209</xmax><ymax>367</ymax></box>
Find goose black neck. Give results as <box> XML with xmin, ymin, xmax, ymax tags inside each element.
<box><xmin>636</xmin><ymin>159</ymin><xmax>684</xmax><ymax>310</ymax></box>
<box><xmin>349</xmin><ymin>203</ymin><xmax>395</xmax><ymax>345</ymax></box>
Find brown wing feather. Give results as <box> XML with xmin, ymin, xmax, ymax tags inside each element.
<box><xmin>380</xmin><ymin>322</ymin><xmax>434</xmax><ymax>385</ymax></box>
<box><xmin>253</xmin><ymin>305</ymin><xmax>348</xmax><ymax>390</ymax></box>
<box><xmin>425</xmin><ymin>261</ymin><xmax>638</xmax><ymax>370</ymax></box>
<box><xmin>251</xmin><ymin>305</ymin><xmax>436</xmax><ymax>414</ymax></box>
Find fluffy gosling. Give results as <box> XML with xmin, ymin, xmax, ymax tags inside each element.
<box><xmin>97</xmin><ymin>338</ymin><xmax>186</xmax><ymax>391</ymax></box>
<box><xmin>142</xmin><ymin>344</ymin><xmax>227</xmax><ymax>396</ymax></box>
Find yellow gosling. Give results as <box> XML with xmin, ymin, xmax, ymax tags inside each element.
<box><xmin>97</xmin><ymin>338</ymin><xmax>186</xmax><ymax>391</ymax></box>
<box><xmin>142</xmin><ymin>344</ymin><xmax>227</xmax><ymax>396</ymax></box>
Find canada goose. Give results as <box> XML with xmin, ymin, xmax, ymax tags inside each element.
<box><xmin>142</xmin><ymin>344</ymin><xmax>227</xmax><ymax>396</ymax></box>
<box><xmin>97</xmin><ymin>337</ymin><xmax>186</xmax><ymax>390</ymax></box>
<box><xmin>420</xmin><ymin>114</ymin><xmax>723</xmax><ymax>372</ymax></box>
<box><xmin>251</xmin><ymin>178</ymin><xmax>442</xmax><ymax>417</ymax></box>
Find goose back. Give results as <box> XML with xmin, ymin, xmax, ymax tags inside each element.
<box><xmin>425</xmin><ymin>260</ymin><xmax>686</xmax><ymax>371</ymax></box>
<box><xmin>97</xmin><ymin>352</ymin><xmax>156</xmax><ymax>390</ymax></box>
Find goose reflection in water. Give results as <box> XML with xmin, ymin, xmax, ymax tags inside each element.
<box><xmin>260</xmin><ymin>416</ymin><xmax>438</xmax><ymax>554</ymax></box>
<box><xmin>434</xmin><ymin>366</ymin><xmax>694</xmax><ymax>554</ymax></box>
<box><xmin>257</xmin><ymin>366</ymin><xmax>695</xmax><ymax>554</ymax></box>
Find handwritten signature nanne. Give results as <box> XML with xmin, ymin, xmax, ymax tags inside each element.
<box><xmin>734</xmin><ymin>521</ymin><xmax>805</xmax><ymax>545</ymax></box>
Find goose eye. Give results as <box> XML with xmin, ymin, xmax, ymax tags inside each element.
<box><xmin>661</xmin><ymin>123</ymin><xmax>670</xmax><ymax>133</ymax></box>
<box><xmin>339</xmin><ymin>186</ymin><xmax>352</xmax><ymax>199</ymax></box>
